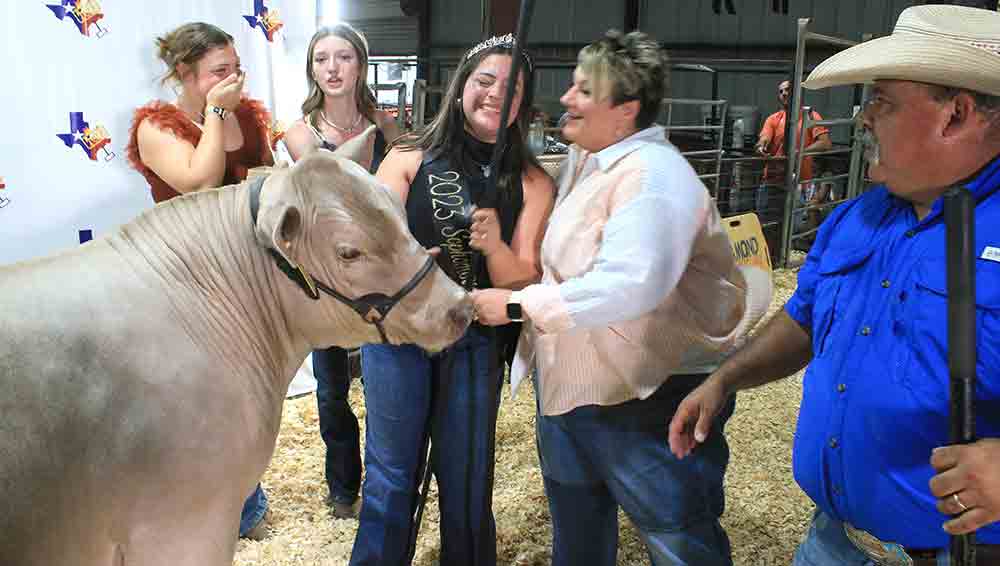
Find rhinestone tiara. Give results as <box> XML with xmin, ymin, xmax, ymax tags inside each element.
<box><xmin>465</xmin><ymin>33</ymin><xmax>533</xmax><ymax>71</ymax></box>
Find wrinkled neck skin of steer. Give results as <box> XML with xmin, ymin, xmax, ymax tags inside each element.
<box><xmin>109</xmin><ymin>181</ymin><xmax>379</xmax><ymax>407</ymax></box>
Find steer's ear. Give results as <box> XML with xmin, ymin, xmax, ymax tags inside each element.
<box><xmin>255</xmin><ymin>173</ymin><xmax>304</xmax><ymax>266</ymax></box>
<box><xmin>256</xmin><ymin>200</ymin><xmax>320</xmax><ymax>298</ymax></box>
<box><xmin>266</xmin><ymin>204</ymin><xmax>301</xmax><ymax>256</ymax></box>
<box><xmin>333</xmin><ymin>124</ymin><xmax>377</xmax><ymax>171</ymax></box>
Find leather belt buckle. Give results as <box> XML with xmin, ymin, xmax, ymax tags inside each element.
<box><xmin>843</xmin><ymin>522</ymin><xmax>914</xmax><ymax>566</ymax></box>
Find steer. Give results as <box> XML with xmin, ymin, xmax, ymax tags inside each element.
<box><xmin>0</xmin><ymin>133</ymin><xmax>472</xmax><ymax>566</ymax></box>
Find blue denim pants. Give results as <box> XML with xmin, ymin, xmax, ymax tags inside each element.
<box><xmin>793</xmin><ymin>510</ymin><xmax>951</xmax><ymax>566</ymax></box>
<box><xmin>238</xmin><ymin>483</ymin><xmax>268</xmax><ymax>537</ymax></box>
<box><xmin>313</xmin><ymin>346</ymin><xmax>362</xmax><ymax>503</ymax></box>
<box><xmin>351</xmin><ymin>328</ymin><xmax>501</xmax><ymax>566</ymax></box>
<box><xmin>536</xmin><ymin>374</ymin><xmax>735</xmax><ymax>566</ymax></box>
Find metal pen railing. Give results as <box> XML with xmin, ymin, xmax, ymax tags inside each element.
<box><xmin>411</xmin><ymin>79</ymin><xmax>447</xmax><ymax>129</ymax></box>
<box><xmin>780</xmin><ymin>110</ymin><xmax>863</xmax><ymax>262</ymax></box>
<box><xmin>372</xmin><ymin>82</ymin><xmax>409</xmax><ymax>132</ymax></box>
<box><xmin>780</xmin><ymin>17</ymin><xmax>862</xmax><ymax>267</ymax></box>
<box><xmin>663</xmin><ymin>98</ymin><xmax>729</xmax><ymax>198</ymax></box>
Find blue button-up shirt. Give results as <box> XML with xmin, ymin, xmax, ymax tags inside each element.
<box><xmin>786</xmin><ymin>157</ymin><xmax>1000</xmax><ymax>547</ymax></box>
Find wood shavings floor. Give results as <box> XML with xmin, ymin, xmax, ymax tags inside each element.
<box><xmin>235</xmin><ymin>266</ymin><xmax>808</xmax><ymax>565</ymax></box>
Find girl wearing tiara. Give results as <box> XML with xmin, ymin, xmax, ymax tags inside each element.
<box><xmin>350</xmin><ymin>34</ymin><xmax>554</xmax><ymax>565</ymax></box>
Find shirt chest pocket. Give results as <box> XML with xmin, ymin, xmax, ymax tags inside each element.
<box><xmin>910</xmin><ymin>258</ymin><xmax>1000</xmax><ymax>400</ymax></box>
<box><xmin>812</xmin><ymin>248</ymin><xmax>874</xmax><ymax>357</ymax></box>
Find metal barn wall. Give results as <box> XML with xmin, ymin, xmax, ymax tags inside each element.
<box><xmin>342</xmin><ymin>0</ymin><xmax>419</xmax><ymax>55</ymax></box>
<box><xmin>640</xmin><ymin>0</ymin><xmax>919</xmax><ymax>46</ymax></box>
<box><xmin>640</xmin><ymin>0</ymin><xmax>919</xmax><ymax>135</ymax></box>
<box><xmin>524</xmin><ymin>0</ymin><xmax>627</xmax><ymax>45</ymax></box>
<box><xmin>418</xmin><ymin>0</ymin><xmax>921</xmax><ymax>132</ymax></box>
<box><xmin>429</xmin><ymin>0</ymin><xmax>484</xmax><ymax>46</ymax></box>
<box><xmin>427</xmin><ymin>0</ymin><xmax>627</xmax><ymax>47</ymax></box>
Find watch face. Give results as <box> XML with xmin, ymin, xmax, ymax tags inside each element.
<box><xmin>506</xmin><ymin>302</ymin><xmax>523</xmax><ymax>321</ymax></box>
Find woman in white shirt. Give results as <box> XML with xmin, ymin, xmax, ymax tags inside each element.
<box><xmin>473</xmin><ymin>30</ymin><xmax>751</xmax><ymax>566</ymax></box>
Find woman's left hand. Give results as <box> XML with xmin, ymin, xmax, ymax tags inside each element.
<box><xmin>470</xmin><ymin>288</ymin><xmax>512</xmax><ymax>326</ymax></box>
<box><xmin>469</xmin><ymin>208</ymin><xmax>502</xmax><ymax>256</ymax></box>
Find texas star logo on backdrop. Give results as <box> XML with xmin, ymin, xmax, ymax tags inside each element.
<box><xmin>244</xmin><ymin>0</ymin><xmax>283</xmax><ymax>42</ymax></box>
<box><xmin>0</xmin><ymin>177</ymin><xmax>9</xmax><ymax>210</ymax></box>
<box><xmin>57</xmin><ymin>112</ymin><xmax>116</xmax><ymax>162</ymax></box>
<box><xmin>46</xmin><ymin>0</ymin><xmax>109</xmax><ymax>38</ymax></box>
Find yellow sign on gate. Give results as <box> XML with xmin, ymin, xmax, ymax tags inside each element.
<box><xmin>724</xmin><ymin>212</ymin><xmax>774</xmax><ymax>338</ymax></box>
<box><xmin>724</xmin><ymin>213</ymin><xmax>772</xmax><ymax>273</ymax></box>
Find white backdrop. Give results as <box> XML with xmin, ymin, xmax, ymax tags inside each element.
<box><xmin>0</xmin><ymin>0</ymin><xmax>321</xmax><ymax>266</ymax></box>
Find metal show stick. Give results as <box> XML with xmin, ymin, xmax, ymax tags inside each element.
<box><xmin>944</xmin><ymin>186</ymin><xmax>977</xmax><ymax>566</ymax></box>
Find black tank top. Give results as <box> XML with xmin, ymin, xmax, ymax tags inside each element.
<box><xmin>312</xmin><ymin>124</ymin><xmax>388</xmax><ymax>173</ymax></box>
<box><xmin>405</xmin><ymin>133</ymin><xmax>524</xmax><ymax>290</ymax></box>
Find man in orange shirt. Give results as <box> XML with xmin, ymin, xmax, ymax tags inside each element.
<box><xmin>756</xmin><ymin>80</ymin><xmax>832</xmax><ymax>188</ymax></box>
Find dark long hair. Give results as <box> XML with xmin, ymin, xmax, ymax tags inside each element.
<box><xmin>301</xmin><ymin>24</ymin><xmax>378</xmax><ymax>130</ymax></box>
<box><xmin>392</xmin><ymin>41</ymin><xmax>539</xmax><ymax>197</ymax></box>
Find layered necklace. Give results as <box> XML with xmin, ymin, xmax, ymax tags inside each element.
<box><xmin>320</xmin><ymin>110</ymin><xmax>363</xmax><ymax>134</ymax></box>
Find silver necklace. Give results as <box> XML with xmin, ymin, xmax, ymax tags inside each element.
<box><xmin>320</xmin><ymin>110</ymin><xmax>363</xmax><ymax>134</ymax></box>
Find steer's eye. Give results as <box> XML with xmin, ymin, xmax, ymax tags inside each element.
<box><xmin>336</xmin><ymin>245</ymin><xmax>363</xmax><ymax>262</ymax></box>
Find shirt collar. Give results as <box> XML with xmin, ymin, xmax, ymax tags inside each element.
<box><xmin>965</xmin><ymin>154</ymin><xmax>1000</xmax><ymax>201</ymax></box>
<box><xmin>922</xmin><ymin>154</ymin><xmax>1000</xmax><ymax>219</ymax></box>
<box><xmin>575</xmin><ymin>125</ymin><xmax>667</xmax><ymax>172</ymax></box>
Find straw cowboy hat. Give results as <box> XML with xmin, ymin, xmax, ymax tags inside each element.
<box><xmin>802</xmin><ymin>4</ymin><xmax>1000</xmax><ymax>96</ymax></box>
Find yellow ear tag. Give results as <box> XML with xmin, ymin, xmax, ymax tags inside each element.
<box><xmin>296</xmin><ymin>265</ymin><xmax>319</xmax><ymax>298</ymax></box>
<box><xmin>285</xmin><ymin>256</ymin><xmax>319</xmax><ymax>299</ymax></box>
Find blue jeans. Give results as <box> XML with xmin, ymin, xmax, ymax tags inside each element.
<box><xmin>793</xmin><ymin>510</ymin><xmax>950</xmax><ymax>565</ymax></box>
<box><xmin>238</xmin><ymin>483</ymin><xmax>268</xmax><ymax>536</ymax></box>
<box><xmin>536</xmin><ymin>374</ymin><xmax>734</xmax><ymax>566</ymax></box>
<box><xmin>350</xmin><ymin>328</ymin><xmax>500</xmax><ymax>566</ymax></box>
<box><xmin>314</xmin><ymin>346</ymin><xmax>362</xmax><ymax>503</ymax></box>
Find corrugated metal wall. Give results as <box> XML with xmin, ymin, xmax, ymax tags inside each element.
<box><xmin>524</xmin><ymin>0</ymin><xmax>626</xmax><ymax>44</ymax></box>
<box><xmin>417</xmin><ymin>0</ymin><xmax>922</xmax><ymax>138</ymax></box>
<box><xmin>641</xmin><ymin>0</ymin><xmax>919</xmax><ymax>46</ymax></box>
<box><xmin>343</xmin><ymin>0</ymin><xmax>419</xmax><ymax>54</ymax></box>
<box><xmin>428</xmin><ymin>0</ymin><xmax>483</xmax><ymax>46</ymax></box>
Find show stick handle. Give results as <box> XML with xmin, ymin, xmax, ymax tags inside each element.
<box><xmin>944</xmin><ymin>186</ymin><xmax>976</xmax><ymax>566</ymax></box>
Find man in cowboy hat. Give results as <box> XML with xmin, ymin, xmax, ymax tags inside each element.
<box><xmin>667</xmin><ymin>4</ymin><xmax>1000</xmax><ymax>565</ymax></box>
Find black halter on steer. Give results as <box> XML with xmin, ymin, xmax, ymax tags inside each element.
<box><xmin>248</xmin><ymin>175</ymin><xmax>436</xmax><ymax>344</ymax></box>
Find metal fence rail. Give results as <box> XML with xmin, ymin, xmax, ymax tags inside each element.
<box><xmin>411</xmin><ymin>79</ymin><xmax>447</xmax><ymax>129</ymax></box>
<box><xmin>663</xmin><ymin>98</ymin><xmax>729</xmax><ymax>198</ymax></box>
<box><xmin>779</xmin><ymin>17</ymin><xmax>864</xmax><ymax>267</ymax></box>
<box><xmin>780</xmin><ymin>109</ymin><xmax>864</xmax><ymax>258</ymax></box>
<box><xmin>372</xmin><ymin>82</ymin><xmax>409</xmax><ymax>132</ymax></box>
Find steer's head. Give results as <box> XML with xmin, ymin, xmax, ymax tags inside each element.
<box><xmin>252</xmin><ymin>128</ymin><xmax>472</xmax><ymax>352</ymax></box>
